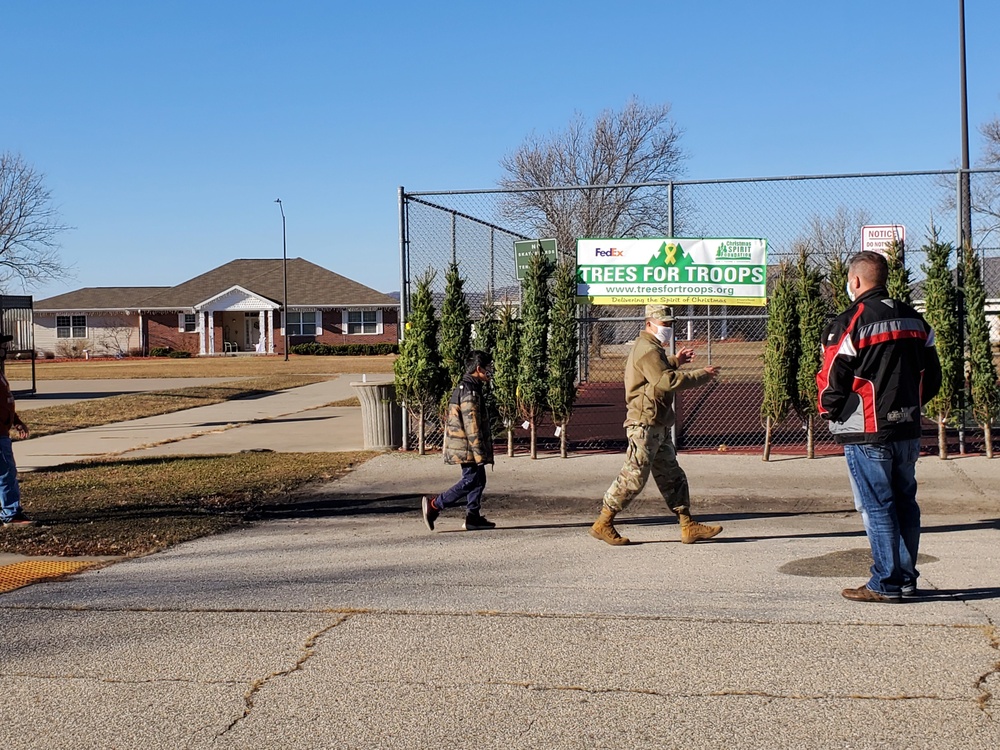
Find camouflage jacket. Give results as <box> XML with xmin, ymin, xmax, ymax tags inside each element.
<box><xmin>443</xmin><ymin>374</ymin><xmax>494</xmax><ymax>465</ymax></box>
<box><xmin>624</xmin><ymin>331</ymin><xmax>714</xmax><ymax>428</ymax></box>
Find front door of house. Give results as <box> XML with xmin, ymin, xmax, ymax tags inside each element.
<box><xmin>244</xmin><ymin>313</ymin><xmax>261</xmax><ymax>352</ymax></box>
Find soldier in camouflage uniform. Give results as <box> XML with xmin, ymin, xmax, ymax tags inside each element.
<box><xmin>421</xmin><ymin>350</ymin><xmax>496</xmax><ymax>532</ymax></box>
<box><xmin>590</xmin><ymin>305</ymin><xmax>723</xmax><ymax>546</ymax></box>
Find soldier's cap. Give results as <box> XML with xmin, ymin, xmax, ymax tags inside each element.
<box><xmin>644</xmin><ymin>304</ymin><xmax>675</xmax><ymax>324</ymax></box>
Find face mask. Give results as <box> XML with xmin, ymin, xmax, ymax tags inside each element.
<box><xmin>845</xmin><ymin>281</ymin><xmax>856</xmax><ymax>302</ymax></box>
<box><xmin>651</xmin><ymin>323</ymin><xmax>672</xmax><ymax>344</ymax></box>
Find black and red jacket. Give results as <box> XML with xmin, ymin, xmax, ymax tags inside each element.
<box><xmin>816</xmin><ymin>286</ymin><xmax>941</xmax><ymax>445</ymax></box>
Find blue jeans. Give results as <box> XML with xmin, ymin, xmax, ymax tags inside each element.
<box><xmin>843</xmin><ymin>439</ymin><xmax>921</xmax><ymax>596</ymax></box>
<box><xmin>437</xmin><ymin>463</ymin><xmax>487</xmax><ymax>514</ymax></box>
<box><xmin>0</xmin><ymin>436</ymin><xmax>23</xmax><ymax>522</ymax></box>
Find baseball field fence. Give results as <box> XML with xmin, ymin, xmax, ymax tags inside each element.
<box><xmin>398</xmin><ymin>168</ymin><xmax>1000</xmax><ymax>456</ymax></box>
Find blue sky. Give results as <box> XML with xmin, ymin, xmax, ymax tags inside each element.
<box><xmin>5</xmin><ymin>0</ymin><xmax>1000</xmax><ymax>300</ymax></box>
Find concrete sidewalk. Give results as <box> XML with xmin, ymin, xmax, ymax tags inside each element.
<box><xmin>12</xmin><ymin>373</ymin><xmax>389</xmax><ymax>470</ymax></box>
<box><xmin>0</xmin><ymin>378</ymin><xmax>997</xmax><ymax>746</ymax></box>
<box><xmin>0</xmin><ymin>503</ymin><xmax>996</xmax><ymax>748</ymax></box>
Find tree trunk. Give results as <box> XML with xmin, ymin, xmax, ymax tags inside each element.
<box><xmin>530</xmin><ymin>420</ymin><xmax>537</xmax><ymax>459</ymax></box>
<box><xmin>762</xmin><ymin>416</ymin><xmax>773</xmax><ymax>462</ymax></box>
<box><xmin>559</xmin><ymin>421</ymin><xmax>568</xmax><ymax>458</ymax></box>
<box><xmin>507</xmin><ymin>427</ymin><xmax>514</xmax><ymax>457</ymax></box>
<box><xmin>806</xmin><ymin>414</ymin><xmax>815</xmax><ymax>459</ymax></box>
<box><xmin>417</xmin><ymin>409</ymin><xmax>426</xmax><ymax>456</ymax></box>
<box><xmin>937</xmin><ymin>415</ymin><xmax>948</xmax><ymax>459</ymax></box>
<box><xmin>986</xmin><ymin>423</ymin><xmax>994</xmax><ymax>459</ymax></box>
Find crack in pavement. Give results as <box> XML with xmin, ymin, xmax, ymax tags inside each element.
<box><xmin>479</xmin><ymin>680</ymin><xmax>976</xmax><ymax>704</ymax></box>
<box><xmin>215</xmin><ymin>613</ymin><xmax>353</xmax><ymax>739</ymax></box>
<box><xmin>0</xmin><ymin>672</ymin><xmax>240</xmax><ymax>686</ymax></box>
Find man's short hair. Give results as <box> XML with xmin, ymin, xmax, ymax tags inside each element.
<box><xmin>847</xmin><ymin>251</ymin><xmax>889</xmax><ymax>286</ymax></box>
<box><xmin>465</xmin><ymin>349</ymin><xmax>493</xmax><ymax>375</ymax></box>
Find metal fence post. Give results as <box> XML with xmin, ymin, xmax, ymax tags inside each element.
<box><xmin>398</xmin><ymin>186</ymin><xmax>409</xmax><ymax>452</ymax></box>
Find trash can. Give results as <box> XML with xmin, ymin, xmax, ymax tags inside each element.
<box><xmin>351</xmin><ymin>380</ymin><xmax>403</xmax><ymax>450</ymax></box>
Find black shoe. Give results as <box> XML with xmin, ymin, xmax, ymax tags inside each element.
<box><xmin>421</xmin><ymin>495</ymin><xmax>439</xmax><ymax>532</ymax></box>
<box><xmin>901</xmin><ymin>586</ymin><xmax>924</xmax><ymax>599</ymax></box>
<box><xmin>2</xmin><ymin>511</ymin><xmax>35</xmax><ymax>527</ymax></box>
<box><xmin>463</xmin><ymin>513</ymin><xmax>496</xmax><ymax>531</ymax></box>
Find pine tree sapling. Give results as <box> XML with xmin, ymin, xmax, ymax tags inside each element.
<box><xmin>963</xmin><ymin>243</ymin><xmax>1000</xmax><ymax>457</ymax></box>
<box><xmin>493</xmin><ymin>300</ymin><xmax>521</xmax><ymax>456</ymax></box>
<box><xmin>795</xmin><ymin>249</ymin><xmax>828</xmax><ymax>458</ymax></box>
<box><xmin>439</xmin><ymin>261</ymin><xmax>472</xmax><ymax>391</ymax></box>
<box><xmin>547</xmin><ymin>259</ymin><xmax>579</xmax><ymax>458</ymax></box>
<box><xmin>884</xmin><ymin>240</ymin><xmax>913</xmax><ymax>305</ymax></box>
<box><xmin>393</xmin><ymin>270</ymin><xmax>446</xmax><ymax>454</ymax></box>
<box><xmin>472</xmin><ymin>293</ymin><xmax>498</xmax><ymax>353</ymax></box>
<box><xmin>920</xmin><ymin>230</ymin><xmax>960</xmax><ymax>458</ymax></box>
<box><xmin>761</xmin><ymin>261</ymin><xmax>800</xmax><ymax>461</ymax></box>
<box><xmin>827</xmin><ymin>252</ymin><xmax>851</xmax><ymax>314</ymax></box>
<box><xmin>517</xmin><ymin>249</ymin><xmax>553</xmax><ymax>459</ymax></box>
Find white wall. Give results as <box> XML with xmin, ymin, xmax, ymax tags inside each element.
<box><xmin>34</xmin><ymin>313</ymin><xmax>141</xmax><ymax>357</ymax></box>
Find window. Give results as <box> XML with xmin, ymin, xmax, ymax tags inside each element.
<box><xmin>56</xmin><ymin>314</ymin><xmax>87</xmax><ymax>339</ymax></box>
<box><xmin>285</xmin><ymin>311</ymin><xmax>317</xmax><ymax>337</ymax></box>
<box><xmin>347</xmin><ymin>310</ymin><xmax>379</xmax><ymax>335</ymax></box>
<box><xmin>183</xmin><ymin>314</ymin><xmax>197</xmax><ymax>332</ymax></box>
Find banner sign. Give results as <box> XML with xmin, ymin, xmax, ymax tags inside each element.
<box><xmin>575</xmin><ymin>237</ymin><xmax>768</xmax><ymax>306</ymax></box>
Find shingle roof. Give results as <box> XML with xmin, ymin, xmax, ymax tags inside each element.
<box><xmin>34</xmin><ymin>259</ymin><xmax>397</xmax><ymax>312</ymax></box>
<box><xmin>34</xmin><ymin>287</ymin><xmax>170</xmax><ymax>311</ymax></box>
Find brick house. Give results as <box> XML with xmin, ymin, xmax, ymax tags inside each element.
<box><xmin>33</xmin><ymin>258</ymin><xmax>399</xmax><ymax>357</ymax></box>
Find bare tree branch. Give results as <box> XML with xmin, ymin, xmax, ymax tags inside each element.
<box><xmin>0</xmin><ymin>152</ymin><xmax>72</xmax><ymax>291</ymax></box>
<box><xmin>498</xmin><ymin>98</ymin><xmax>685</xmax><ymax>256</ymax></box>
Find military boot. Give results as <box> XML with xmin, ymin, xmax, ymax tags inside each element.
<box><xmin>677</xmin><ymin>511</ymin><xmax>722</xmax><ymax>544</ymax></box>
<box><xmin>589</xmin><ymin>506</ymin><xmax>630</xmax><ymax>546</ymax></box>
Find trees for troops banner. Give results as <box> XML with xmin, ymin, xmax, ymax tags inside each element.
<box><xmin>575</xmin><ymin>237</ymin><xmax>768</xmax><ymax>306</ymax></box>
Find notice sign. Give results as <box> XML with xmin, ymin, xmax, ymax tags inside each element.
<box><xmin>576</xmin><ymin>237</ymin><xmax>768</xmax><ymax>306</ymax></box>
<box><xmin>861</xmin><ymin>225</ymin><xmax>905</xmax><ymax>255</ymax></box>
<box><xmin>514</xmin><ymin>238</ymin><xmax>558</xmax><ymax>281</ymax></box>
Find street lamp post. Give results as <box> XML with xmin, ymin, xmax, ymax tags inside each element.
<box><xmin>275</xmin><ymin>199</ymin><xmax>289</xmax><ymax>361</ymax></box>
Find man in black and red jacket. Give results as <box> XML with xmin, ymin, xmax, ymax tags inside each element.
<box><xmin>816</xmin><ymin>251</ymin><xmax>941</xmax><ymax>603</ymax></box>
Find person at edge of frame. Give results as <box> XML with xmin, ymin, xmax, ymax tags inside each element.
<box><xmin>421</xmin><ymin>349</ymin><xmax>496</xmax><ymax>532</ymax></box>
<box><xmin>0</xmin><ymin>334</ymin><xmax>34</xmax><ymax>527</ymax></box>
<box><xmin>817</xmin><ymin>250</ymin><xmax>941</xmax><ymax>604</ymax></box>
<box><xmin>590</xmin><ymin>304</ymin><xmax>723</xmax><ymax>546</ymax></box>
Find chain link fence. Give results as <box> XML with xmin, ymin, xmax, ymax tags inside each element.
<box><xmin>400</xmin><ymin>169</ymin><xmax>1000</xmax><ymax>454</ymax></box>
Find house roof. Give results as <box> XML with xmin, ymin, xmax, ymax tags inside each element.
<box><xmin>34</xmin><ymin>258</ymin><xmax>397</xmax><ymax>312</ymax></box>
<box><xmin>33</xmin><ymin>287</ymin><xmax>170</xmax><ymax>311</ymax></box>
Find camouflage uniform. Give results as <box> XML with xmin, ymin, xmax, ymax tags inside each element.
<box><xmin>602</xmin><ymin>311</ymin><xmax>712</xmax><ymax>514</ymax></box>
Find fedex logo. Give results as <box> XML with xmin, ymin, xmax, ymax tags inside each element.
<box><xmin>595</xmin><ymin>248</ymin><xmax>623</xmax><ymax>257</ymax></box>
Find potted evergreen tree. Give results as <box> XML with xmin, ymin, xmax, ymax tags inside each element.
<box><xmin>517</xmin><ymin>249</ymin><xmax>552</xmax><ymax>459</ymax></box>
<box><xmin>547</xmin><ymin>259</ymin><xmax>579</xmax><ymax>458</ymax></box>
<box><xmin>921</xmin><ymin>229</ymin><xmax>961</xmax><ymax>459</ymax></box>
<box><xmin>962</xmin><ymin>243</ymin><xmax>1000</xmax><ymax>457</ymax></box>
<box><xmin>761</xmin><ymin>261</ymin><xmax>800</xmax><ymax>461</ymax></box>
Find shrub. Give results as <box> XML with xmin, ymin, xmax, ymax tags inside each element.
<box><xmin>290</xmin><ymin>342</ymin><xmax>398</xmax><ymax>356</ymax></box>
<box><xmin>55</xmin><ymin>340</ymin><xmax>92</xmax><ymax>359</ymax></box>
<box><xmin>128</xmin><ymin>348</ymin><xmax>144</xmax><ymax>358</ymax></box>
<box><xmin>167</xmin><ymin>350</ymin><xmax>192</xmax><ymax>358</ymax></box>
<box><xmin>149</xmin><ymin>347</ymin><xmax>173</xmax><ymax>357</ymax></box>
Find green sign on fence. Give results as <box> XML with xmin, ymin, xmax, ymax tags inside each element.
<box><xmin>513</xmin><ymin>238</ymin><xmax>558</xmax><ymax>281</ymax></box>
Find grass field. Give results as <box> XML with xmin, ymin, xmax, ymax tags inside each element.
<box><xmin>0</xmin><ymin>452</ymin><xmax>376</xmax><ymax>557</ymax></box>
<box><xmin>4</xmin><ymin>354</ymin><xmax>398</xmax><ymax>381</ymax></box>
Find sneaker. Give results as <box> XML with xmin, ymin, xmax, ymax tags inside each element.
<box><xmin>841</xmin><ymin>585</ymin><xmax>902</xmax><ymax>604</ymax></box>
<box><xmin>463</xmin><ymin>513</ymin><xmax>496</xmax><ymax>531</ymax></box>
<box><xmin>901</xmin><ymin>585</ymin><xmax>923</xmax><ymax>599</ymax></box>
<box><xmin>421</xmin><ymin>495</ymin><xmax>439</xmax><ymax>532</ymax></box>
<box><xmin>2</xmin><ymin>511</ymin><xmax>35</xmax><ymax>527</ymax></box>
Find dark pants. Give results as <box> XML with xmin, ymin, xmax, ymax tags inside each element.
<box><xmin>438</xmin><ymin>463</ymin><xmax>487</xmax><ymax>514</ymax></box>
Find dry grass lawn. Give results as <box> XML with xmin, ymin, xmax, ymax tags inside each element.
<box><xmin>0</xmin><ymin>452</ymin><xmax>376</xmax><ymax>557</ymax></box>
<box><xmin>5</xmin><ymin>354</ymin><xmax>397</xmax><ymax>380</ymax></box>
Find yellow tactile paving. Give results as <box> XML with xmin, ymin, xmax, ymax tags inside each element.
<box><xmin>0</xmin><ymin>560</ymin><xmax>97</xmax><ymax>594</ymax></box>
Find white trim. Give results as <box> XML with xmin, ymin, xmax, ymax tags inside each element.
<box><xmin>193</xmin><ymin>285</ymin><xmax>281</xmax><ymax>311</ymax></box>
<box><xmin>342</xmin><ymin>309</ymin><xmax>382</xmax><ymax>335</ymax></box>
<box><xmin>315</xmin><ymin>310</ymin><xmax>322</xmax><ymax>335</ymax></box>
